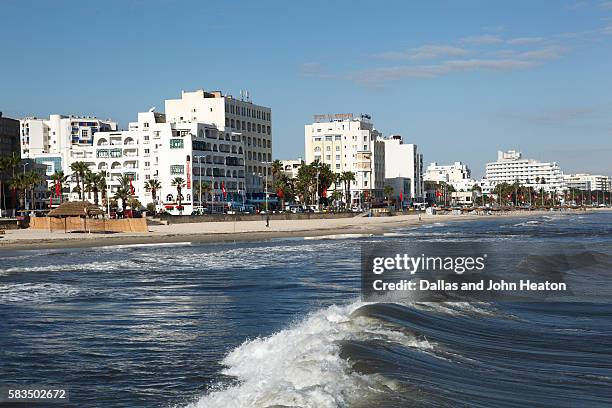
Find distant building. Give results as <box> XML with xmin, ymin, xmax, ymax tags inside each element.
<box><xmin>563</xmin><ymin>173</ymin><xmax>611</xmax><ymax>192</ymax></box>
<box><xmin>305</xmin><ymin>113</ymin><xmax>385</xmax><ymax>205</ymax></box>
<box><xmin>423</xmin><ymin>161</ymin><xmax>471</xmax><ymax>185</ymax></box>
<box><xmin>165</xmin><ymin>89</ymin><xmax>272</xmax><ymax>193</ymax></box>
<box><xmin>379</xmin><ymin>135</ymin><xmax>423</xmax><ymax>200</ymax></box>
<box><xmin>0</xmin><ymin>112</ymin><xmax>20</xmax><ymax>158</ymax></box>
<box><xmin>280</xmin><ymin>159</ymin><xmax>304</xmax><ymax>179</ymax></box>
<box><xmin>19</xmin><ymin>114</ymin><xmax>118</xmax><ymax>179</ymax></box>
<box><xmin>483</xmin><ymin>150</ymin><xmax>565</xmax><ymax>193</ymax></box>
<box><xmin>67</xmin><ymin>111</ymin><xmax>245</xmax><ymax>215</ymax></box>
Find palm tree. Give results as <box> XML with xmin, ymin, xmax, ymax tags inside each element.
<box><xmin>0</xmin><ymin>156</ymin><xmax>7</xmax><ymax>215</ymax></box>
<box><xmin>50</xmin><ymin>171</ymin><xmax>68</xmax><ymax>203</ymax></box>
<box><xmin>9</xmin><ymin>173</ymin><xmax>28</xmax><ymax>210</ymax></box>
<box><xmin>25</xmin><ymin>170</ymin><xmax>43</xmax><ymax>210</ymax></box>
<box><xmin>341</xmin><ymin>171</ymin><xmax>356</xmax><ymax>208</ymax></box>
<box><xmin>383</xmin><ymin>185</ymin><xmax>394</xmax><ymax>205</ymax></box>
<box><xmin>70</xmin><ymin>161</ymin><xmax>89</xmax><ymax>200</ymax></box>
<box><xmin>193</xmin><ymin>180</ymin><xmax>211</xmax><ymax>206</ymax></box>
<box><xmin>171</xmin><ymin>177</ymin><xmax>186</xmax><ymax>214</ymax></box>
<box><xmin>271</xmin><ymin>159</ymin><xmax>283</xmax><ymax>180</ymax></box>
<box><xmin>5</xmin><ymin>153</ymin><xmax>20</xmax><ymax>211</ymax></box>
<box><xmin>273</xmin><ymin>173</ymin><xmax>293</xmax><ymax>210</ymax></box>
<box><xmin>144</xmin><ymin>179</ymin><xmax>162</xmax><ymax>204</ymax></box>
<box><xmin>84</xmin><ymin>171</ymin><xmax>106</xmax><ymax>206</ymax></box>
<box><xmin>114</xmin><ymin>175</ymin><xmax>132</xmax><ymax>209</ymax></box>
<box><xmin>98</xmin><ymin>171</ymin><xmax>108</xmax><ymax>207</ymax></box>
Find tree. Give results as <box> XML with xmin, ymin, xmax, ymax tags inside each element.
<box><xmin>114</xmin><ymin>175</ymin><xmax>132</xmax><ymax>209</ymax></box>
<box><xmin>144</xmin><ymin>179</ymin><xmax>162</xmax><ymax>203</ymax></box>
<box><xmin>9</xmin><ymin>173</ymin><xmax>27</xmax><ymax>210</ymax></box>
<box><xmin>70</xmin><ymin>161</ymin><xmax>89</xmax><ymax>200</ymax></box>
<box><xmin>273</xmin><ymin>173</ymin><xmax>294</xmax><ymax>210</ymax></box>
<box><xmin>271</xmin><ymin>160</ymin><xmax>283</xmax><ymax>180</ymax></box>
<box><xmin>0</xmin><ymin>156</ymin><xmax>7</xmax><ymax>214</ymax></box>
<box><xmin>24</xmin><ymin>170</ymin><xmax>43</xmax><ymax>210</ymax></box>
<box><xmin>84</xmin><ymin>171</ymin><xmax>106</xmax><ymax>207</ymax></box>
<box><xmin>383</xmin><ymin>185</ymin><xmax>394</xmax><ymax>205</ymax></box>
<box><xmin>5</xmin><ymin>153</ymin><xmax>20</xmax><ymax>211</ymax></box>
<box><xmin>341</xmin><ymin>171</ymin><xmax>356</xmax><ymax>207</ymax></box>
<box><xmin>50</xmin><ymin>171</ymin><xmax>68</xmax><ymax>203</ymax></box>
<box><xmin>171</xmin><ymin>177</ymin><xmax>186</xmax><ymax>214</ymax></box>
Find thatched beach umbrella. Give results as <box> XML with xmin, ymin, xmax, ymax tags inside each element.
<box><xmin>48</xmin><ymin>201</ymin><xmax>104</xmax><ymax>217</ymax></box>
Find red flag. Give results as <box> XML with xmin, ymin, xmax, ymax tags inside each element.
<box><xmin>221</xmin><ymin>182</ymin><xmax>227</xmax><ymax>199</ymax></box>
<box><xmin>129</xmin><ymin>179</ymin><xmax>135</xmax><ymax>195</ymax></box>
<box><xmin>519</xmin><ymin>195</ymin><xmax>524</xmax><ymax>200</ymax></box>
<box><xmin>55</xmin><ymin>180</ymin><xmax>61</xmax><ymax>196</ymax></box>
<box><xmin>277</xmin><ymin>189</ymin><xmax>284</xmax><ymax>199</ymax></box>
<box><xmin>435</xmin><ymin>191</ymin><xmax>442</xmax><ymax>197</ymax></box>
<box><xmin>322</xmin><ymin>187</ymin><xmax>327</xmax><ymax>198</ymax></box>
<box><xmin>49</xmin><ymin>195</ymin><xmax>53</xmax><ymax>207</ymax></box>
<box><xmin>399</xmin><ymin>191</ymin><xmax>403</xmax><ymax>202</ymax></box>
<box><xmin>507</xmin><ymin>194</ymin><xmax>512</xmax><ymax>199</ymax></box>
<box><xmin>592</xmin><ymin>195</ymin><xmax>596</xmax><ymax>200</ymax></box>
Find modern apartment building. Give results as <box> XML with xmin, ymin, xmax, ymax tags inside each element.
<box><xmin>19</xmin><ymin>114</ymin><xmax>118</xmax><ymax>180</ymax></box>
<box><xmin>165</xmin><ymin>89</ymin><xmax>271</xmax><ymax>194</ymax></box>
<box><xmin>563</xmin><ymin>173</ymin><xmax>611</xmax><ymax>192</ymax></box>
<box><xmin>379</xmin><ymin>135</ymin><xmax>423</xmax><ymax>200</ymax></box>
<box><xmin>423</xmin><ymin>161</ymin><xmax>471</xmax><ymax>185</ymax></box>
<box><xmin>68</xmin><ymin>111</ymin><xmax>245</xmax><ymax>215</ymax></box>
<box><xmin>305</xmin><ymin>114</ymin><xmax>385</xmax><ymax>205</ymax></box>
<box><xmin>483</xmin><ymin>150</ymin><xmax>565</xmax><ymax>193</ymax></box>
<box><xmin>280</xmin><ymin>159</ymin><xmax>304</xmax><ymax>179</ymax></box>
<box><xmin>0</xmin><ymin>112</ymin><xmax>20</xmax><ymax>158</ymax></box>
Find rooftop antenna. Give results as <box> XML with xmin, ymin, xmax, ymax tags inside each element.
<box><xmin>240</xmin><ymin>90</ymin><xmax>244</xmax><ymax>101</ymax></box>
<box><xmin>148</xmin><ymin>106</ymin><xmax>156</xmax><ymax>112</ymax></box>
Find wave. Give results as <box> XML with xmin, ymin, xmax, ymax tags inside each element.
<box><xmin>186</xmin><ymin>300</ymin><xmax>434</xmax><ymax>408</ymax></box>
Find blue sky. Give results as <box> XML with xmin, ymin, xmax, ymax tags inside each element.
<box><xmin>1</xmin><ymin>0</ymin><xmax>611</xmax><ymax>177</ymax></box>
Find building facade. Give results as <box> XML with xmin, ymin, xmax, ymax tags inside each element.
<box><xmin>379</xmin><ymin>135</ymin><xmax>423</xmax><ymax>200</ymax></box>
<box><xmin>483</xmin><ymin>150</ymin><xmax>565</xmax><ymax>193</ymax></box>
<box><xmin>305</xmin><ymin>114</ymin><xmax>385</xmax><ymax>205</ymax></box>
<box><xmin>423</xmin><ymin>161</ymin><xmax>471</xmax><ymax>185</ymax></box>
<box><xmin>20</xmin><ymin>114</ymin><xmax>117</xmax><ymax>160</ymax></box>
<box><xmin>280</xmin><ymin>159</ymin><xmax>304</xmax><ymax>179</ymax></box>
<box><xmin>165</xmin><ymin>89</ymin><xmax>271</xmax><ymax>194</ymax></box>
<box><xmin>67</xmin><ymin>111</ymin><xmax>245</xmax><ymax>215</ymax></box>
<box><xmin>563</xmin><ymin>173</ymin><xmax>611</xmax><ymax>192</ymax></box>
<box><xmin>0</xmin><ymin>112</ymin><xmax>20</xmax><ymax>158</ymax></box>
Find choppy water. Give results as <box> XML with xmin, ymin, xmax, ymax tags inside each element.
<box><xmin>1</xmin><ymin>212</ymin><xmax>611</xmax><ymax>407</ymax></box>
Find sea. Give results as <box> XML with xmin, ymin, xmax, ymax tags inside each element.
<box><xmin>1</xmin><ymin>212</ymin><xmax>611</xmax><ymax>408</ymax></box>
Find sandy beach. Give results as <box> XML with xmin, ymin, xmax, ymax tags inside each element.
<box><xmin>1</xmin><ymin>209</ymin><xmax>603</xmax><ymax>251</ymax></box>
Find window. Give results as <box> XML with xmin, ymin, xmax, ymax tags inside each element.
<box><xmin>170</xmin><ymin>165</ymin><xmax>184</xmax><ymax>175</ymax></box>
<box><xmin>335</xmin><ymin>146</ymin><xmax>340</xmax><ymax>151</ymax></box>
<box><xmin>364</xmin><ymin>145</ymin><xmax>368</xmax><ymax>150</ymax></box>
<box><xmin>314</xmin><ymin>137</ymin><xmax>321</xmax><ymax>142</ymax></box>
<box><xmin>336</xmin><ymin>164</ymin><xmax>340</xmax><ymax>169</ymax></box>
<box><xmin>326</xmin><ymin>146</ymin><xmax>331</xmax><ymax>151</ymax></box>
<box><xmin>325</xmin><ymin>136</ymin><xmax>332</xmax><ymax>141</ymax></box>
<box><xmin>334</xmin><ymin>135</ymin><xmax>341</xmax><ymax>141</ymax></box>
<box><xmin>170</xmin><ymin>139</ymin><xmax>184</xmax><ymax>149</ymax></box>
<box><xmin>144</xmin><ymin>123</ymin><xmax>149</xmax><ymax>128</ymax></box>
<box><xmin>336</xmin><ymin>155</ymin><xmax>340</xmax><ymax>160</ymax></box>
<box><xmin>144</xmin><ymin>135</ymin><xmax>149</xmax><ymax>141</ymax></box>
<box><xmin>144</xmin><ymin>149</ymin><xmax>150</xmax><ymax>154</ymax></box>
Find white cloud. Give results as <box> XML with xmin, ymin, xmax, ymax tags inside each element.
<box><xmin>518</xmin><ymin>46</ymin><xmax>568</xmax><ymax>60</ymax></box>
<box><xmin>373</xmin><ymin>44</ymin><xmax>469</xmax><ymax>60</ymax></box>
<box><xmin>507</xmin><ymin>37</ymin><xmax>545</xmax><ymax>45</ymax></box>
<box><xmin>459</xmin><ymin>34</ymin><xmax>503</xmax><ymax>45</ymax></box>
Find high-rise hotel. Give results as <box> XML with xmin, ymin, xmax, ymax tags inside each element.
<box><xmin>165</xmin><ymin>90</ymin><xmax>272</xmax><ymax>194</ymax></box>
<box><xmin>305</xmin><ymin>114</ymin><xmax>385</xmax><ymax>205</ymax></box>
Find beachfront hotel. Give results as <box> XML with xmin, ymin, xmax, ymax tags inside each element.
<box><xmin>563</xmin><ymin>173</ymin><xmax>611</xmax><ymax>192</ymax></box>
<box><xmin>304</xmin><ymin>114</ymin><xmax>385</xmax><ymax>205</ymax></box>
<box><xmin>66</xmin><ymin>110</ymin><xmax>245</xmax><ymax>215</ymax></box>
<box><xmin>379</xmin><ymin>135</ymin><xmax>424</xmax><ymax>201</ymax></box>
<box><xmin>482</xmin><ymin>150</ymin><xmax>566</xmax><ymax>193</ymax></box>
<box><xmin>165</xmin><ymin>89</ymin><xmax>272</xmax><ymax>194</ymax></box>
<box><xmin>19</xmin><ymin>114</ymin><xmax>118</xmax><ymax>177</ymax></box>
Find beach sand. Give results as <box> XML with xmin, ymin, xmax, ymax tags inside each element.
<box><xmin>0</xmin><ymin>209</ymin><xmax>604</xmax><ymax>251</ymax></box>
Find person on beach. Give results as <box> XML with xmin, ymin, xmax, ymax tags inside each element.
<box><xmin>266</xmin><ymin>214</ymin><xmax>270</xmax><ymax>228</ymax></box>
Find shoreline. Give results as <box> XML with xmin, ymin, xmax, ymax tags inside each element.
<box><xmin>0</xmin><ymin>208</ymin><xmax>607</xmax><ymax>252</ymax></box>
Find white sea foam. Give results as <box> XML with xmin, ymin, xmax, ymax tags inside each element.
<box><xmin>186</xmin><ymin>301</ymin><xmax>430</xmax><ymax>408</ymax></box>
<box><xmin>0</xmin><ymin>282</ymin><xmax>86</xmax><ymax>304</ymax></box>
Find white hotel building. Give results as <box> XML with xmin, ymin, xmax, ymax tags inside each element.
<box><xmin>483</xmin><ymin>150</ymin><xmax>565</xmax><ymax>193</ymax></box>
<box><xmin>305</xmin><ymin>114</ymin><xmax>385</xmax><ymax>204</ymax></box>
<box><xmin>165</xmin><ymin>90</ymin><xmax>271</xmax><ymax>194</ymax></box>
<box><xmin>20</xmin><ymin>114</ymin><xmax>118</xmax><ymax>177</ymax></box>
<box><xmin>563</xmin><ymin>173</ymin><xmax>611</xmax><ymax>192</ymax></box>
<box><xmin>379</xmin><ymin>135</ymin><xmax>423</xmax><ymax>200</ymax></box>
<box><xmin>68</xmin><ymin>111</ymin><xmax>245</xmax><ymax>215</ymax></box>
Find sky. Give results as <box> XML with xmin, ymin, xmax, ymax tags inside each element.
<box><xmin>1</xmin><ymin>0</ymin><xmax>611</xmax><ymax>178</ymax></box>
